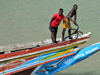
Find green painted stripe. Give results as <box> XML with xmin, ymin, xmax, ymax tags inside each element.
<box><xmin>39</xmin><ymin>47</ymin><xmax>74</xmax><ymax>61</ymax></box>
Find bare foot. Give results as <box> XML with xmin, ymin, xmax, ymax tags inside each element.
<box><xmin>62</xmin><ymin>38</ymin><xmax>65</xmax><ymax>41</ymax></box>
<box><xmin>53</xmin><ymin>41</ymin><xmax>58</xmax><ymax>43</ymax></box>
<box><xmin>69</xmin><ymin>37</ymin><xmax>74</xmax><ymax>39</ymax></box>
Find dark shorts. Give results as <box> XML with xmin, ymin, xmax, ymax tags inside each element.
<box><xmin>50</xmin><ymin>26</ymin><xmax>58</xmax><ymax>32</ymax></box>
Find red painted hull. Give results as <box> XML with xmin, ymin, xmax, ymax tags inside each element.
<box><xmin>0</xmin><ymin>33</ymin><xmax>91</xmax><ymax>75</ymax></box>
<box><xmin>4</xmin><ymin>52</ymin><xmax>76</xmax><ymax>75</ymax></box>
<box><xmin>0</xmin><ymin>36</ymin><xmax>90</xmax><ymax>60</ymax></box>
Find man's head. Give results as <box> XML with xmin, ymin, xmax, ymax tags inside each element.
<box><xmin>59</xmin><ymin>8</ymin><xmax>63</xmax><ymax>16</ymax></box>
<box><xmin>73</xmin><ymin>4</ymin><xmax>78</xmax><ymax>10</ymax></box>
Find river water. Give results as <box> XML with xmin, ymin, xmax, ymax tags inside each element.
<box><xmin>0</xmin><ymin>0</ymin><xmax>100</xmax><ymax>75</ymax></box>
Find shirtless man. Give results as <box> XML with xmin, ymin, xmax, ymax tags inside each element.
<box><xmin>62</xmin><ymin>4</ymin><xmax>78</xmax><ymax>41</ymax></box>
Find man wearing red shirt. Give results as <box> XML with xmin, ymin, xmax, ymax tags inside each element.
<box><xmin>49</xmin><ymin>8</ymin><xmax>71</xmax><ymax>43</ymax></box>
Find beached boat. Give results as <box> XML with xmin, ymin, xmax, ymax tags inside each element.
<box><xmin>0</xmin><ymin>32</ymin><xmax>91</xmax><ymax>75</ymax></box>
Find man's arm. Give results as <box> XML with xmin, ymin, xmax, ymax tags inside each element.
<box><xmin>67</xmin><ymin>10</ymin><xmax>77</xmax><ymax>25</ymax></box>
<box><xmin>67</xmin><ymin>10</ymin><xmax>75</xmax><ymax>23</ymax></box>
<box><xmin>74</xmin><ymin>14</ymin><xmax>78</xmax><ymax>26</ymax></box>
<box><xmin>74</xmin><ymin>14</ymin><xmax>77</xmax><ymax>22</ymax></box>
<box><xmin>63</xmin><ymin>20</ymin><xmax>72</xmax><ymax>29</ymax></box>
<box><xmin>49</xmin><ymin>18</ymin><xmax>54</xmax><ymax>30</ymax></box>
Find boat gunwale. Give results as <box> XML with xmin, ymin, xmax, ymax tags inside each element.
<box><xmin>0</xmin><ymin>36</ymin><xmax>90</xmax><ymax>62</ymax></box>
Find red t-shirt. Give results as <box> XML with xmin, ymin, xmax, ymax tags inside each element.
<box><xmin>51</xmin><ymin>13</ymin><xmax>65</xmax><ymax>27</ymax></box>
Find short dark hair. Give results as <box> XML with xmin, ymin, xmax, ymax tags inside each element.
<box><xmin>59</xmin><ymin>8</ymin><xmax>63</xmax><ymax>12</ymax></box>
<box><xmin>73</xmin><ymin>4</ymin><xmax>77</xmax><ymax>7</ymax></box>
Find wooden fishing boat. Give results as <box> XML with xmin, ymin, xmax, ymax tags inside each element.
<box><xmin>0</xmin><ymin>32</ymin><xmax>91</xmax><ymax>75</ymax></box>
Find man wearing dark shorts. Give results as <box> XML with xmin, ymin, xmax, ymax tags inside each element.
<box><xmin>50</xmin><ymin>26</ymin><xmax>58</xmax><ymax>33</ymax></box>
<box><xmin>49</xmin><ymin>8</ymin><xmax>71</xmax><ymax>43</ymax></box>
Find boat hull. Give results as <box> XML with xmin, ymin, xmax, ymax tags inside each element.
<box><xmin>0</xmin><ymin>32</ymin><xmax>91</xmax><ymax>75</ymax></box>
<box><xmin>0</xmin><ymin>47</ymin><xmax>79</xmax><ymax>75</ymax></box>
<box><xmin>10</xmin><ymin>42</ymin><xmax>100</xmax><ymax>75</ymax></box>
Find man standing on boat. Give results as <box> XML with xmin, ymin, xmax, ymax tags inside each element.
<box><xmin>62</xmin><ymin>4</ymin><xmax>78</xmax><ymax>41</ymax></box>
<box><xmin>49</xmin><ymin>8</ymin><xmax>71</xmax><ymax>43</ymax></box>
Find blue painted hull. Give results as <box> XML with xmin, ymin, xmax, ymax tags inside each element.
<box><xmin>33</xmin><ymin>42</ymin><xmax>100</xmax><ymax>75</ymax></box>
